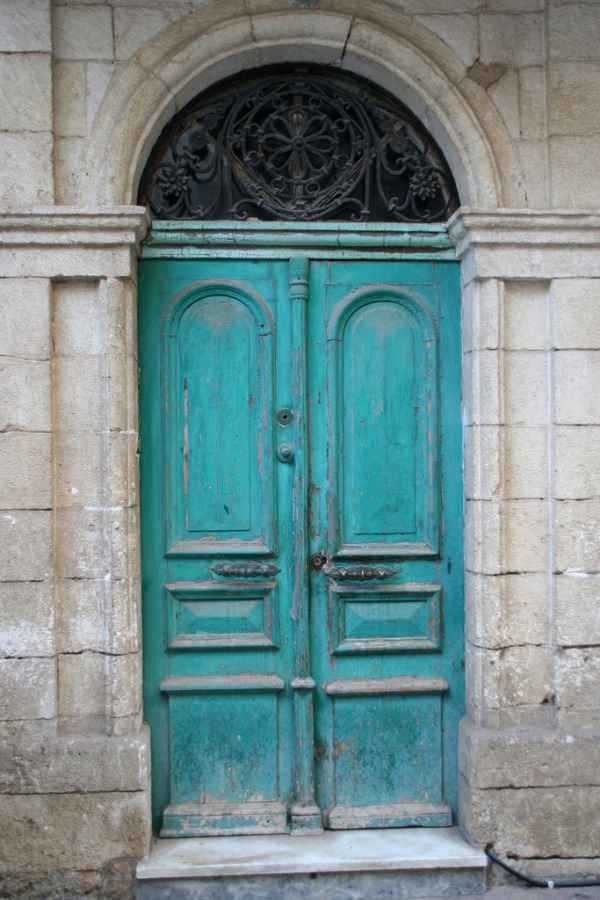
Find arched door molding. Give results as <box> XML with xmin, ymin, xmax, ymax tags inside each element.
<box><xmin>81</xmin><ymin>1</ymin><xmax>520</xmax><ymax>211</ymax></box>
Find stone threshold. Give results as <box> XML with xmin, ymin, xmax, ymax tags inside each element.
<box><xmin>136</xmin><ymin>827</ymin><xmax>487</xmax><ymax>881</ymax></box>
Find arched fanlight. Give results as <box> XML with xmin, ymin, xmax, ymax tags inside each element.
<box><xmin>139</xmin><ymin>66</ymin><xmax>459</xmax><ymax>223</ymax></box>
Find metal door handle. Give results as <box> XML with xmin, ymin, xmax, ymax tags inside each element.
<box><xmin>325</xmin><ymin>564</ymin><xmax>398</xmax><ymax>581</ymax></box>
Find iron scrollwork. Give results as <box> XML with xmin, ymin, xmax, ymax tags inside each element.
<box><xmin>139</xmin><ymin>67</ymin><xmax>459</xmax><ymax>223</ymax></box>
<box><xmin>211</xmin><ymin>562</ymin><xmax>281</xmax><ymax>578</ymax></box>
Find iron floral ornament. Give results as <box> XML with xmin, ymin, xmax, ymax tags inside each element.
<box><xmin>139</xmin><ymin>68</ymin><xmax>459</xmax><ymax>223</ymax></box>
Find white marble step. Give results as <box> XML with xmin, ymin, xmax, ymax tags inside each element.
<box><xmin>136</xmin><ymin>827</ymin><xmax>487</xmax><ymax>898</ymax></box>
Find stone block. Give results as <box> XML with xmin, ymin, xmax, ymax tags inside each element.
<box><xmin>0</xmin><ymin>510</ymin><xmax>51</xmax><ymax>582</ymax></box>
<box><xmin>0</xmin><ymin>132</ymin><xmax>54</xmax><ymax>207</ymax></box>
<box><xmin>503</xmin><ymin>499</ymin><xmax>550</xmax><ymax>572</ymax></box>
<box><xmin>0</xmin><ymin>791</ymin><xmax>151</xmax><ymax>872</ymax></box>
<box><xmin>54</xmin><ymin>5</ymin><xmax>114</xmax><ymax>60</ymax></box>
<box><xmin>463</xmin><ymin>784</ymin><xmax>600</xmax><ymax>857</ymax></box>
<box><xmin>460</xmin><ymin>720</ymin><xmax>600</xmax><ymax>788</ymax></box>
<box><xmin>480</xmin><ymin>13</ymin><xmax>544</xmax><ymax>67</ymax></box>
<box><xmin>114</xmin><ymin>4</ymin><xmax>192</xmax><ymax>60</ymax></box>
<box><xmin>488</xmin><ymin>69</ymin><xmax>520</xmax><ymax>140</ymax></box>
<box><xmin>0</xmin><ymin>432</ymin><xmax>51</xmax><ymax>509</ymax></box>
<box><xmin>0</xmin><ymin>658</ymin><xmax>56</xmax><ymax>721</ymax></box>
<box><xmin>518</xmin><ymin>67</ymin><xmax>546</xmax><ymax>140</ymax></box>
<box><xmin>54</xmin><ymin>134</ymin><xmax>89</xmax><ymax>205</ymax></box>
<box><xmin>54</xmin><ymin>61</ymin><xmax>87</xmax><ymax>138</ymax></box>
<box><xmin>85</xmin><ymin>61</ymin><xmax>116</xmax><ymax>135</ymax></box>
<box><xmin>480</xmin><ymin>644</ymin><xmax>552</xmax><ymax>710</ymax></box>
<box><xmin>549</xmin><ymin>60</ymin><xmax>600</xmax><ymax>136</ymax></box>
<box><xmin>53</xmin><ymin>279</ymin><xmax>104</xmax><ymax>356</ymax></box>
<box><xmin>0</xmin><ymin>731</ymin><xmax>149</xmax><ymax>794</ymax></box>
<box><xmin>415</xmin><ymin>14</ymin><xmax>478</xmax><ymax>68</ymax></box>
<box><xmin>556</xmin><ymin>647</ymin><xmax>600</xmax><ymax>709</ymax></box>
<box><xmin>0</xmin><ymin>0</ymin><xmax>52</xmax><ymax>52</ymax></box>
<box><xmin>466</xmin><ymin>571</ymin><xmax>548</xmax><ymax>649</ymax></box>
<box><xmin>0</xmin><ymin>358</ymin><xmax>51</xmax><ymax>433</ymax></box>
<box><xmin>550</xmin><ymin>135</ymin><xmax>600</xmax><ymax>207</ymax></box>
<box><xmin>465</xmin><ymin>500</ymin><xmax>502</xmax><ymax>575</ymax></box>
<box><xmin>463</xmin><ymin>350</ymin><xmax>501</xmax><ymax>426</ymax></box>
<box><xmin>556</xmin><ymin>573</ymin><xmax>600</xmax><ymax>646</ymax></box>
<box><xmin>462</xmin><ymin>279</ymin><xmax>500</xmax><ymax>353</ymax></box>
<box><xmin>55</xmin><ymin>507</ymin><xmax>110</xmax><ymax>580</ymax></box>
<box><xmin>58</xmin><ymin>650</ymin><xmax>141</xmax><ymax>733</ymax></box>
<box><xmin>107</xmin><ymin>352</ymin><xmax>138</xmax><ymax>433</ymax></box>
<box><xmin>504</xmin><ymin>351</ymin><xmax>549</xmax><ymax>427</ymax></box>
<box><xmin>555</xmin><ymin>426</ymin><xmax>600</xmax><ymax>499</ymax></box>
<box><xmin>0</xmin><ymin>53</ymin><xmax>52</xmax><ymax>133</ymax></box>
<box><xmin>555</xmin><ymin>351</ymin><xmax>600</xmax><ymax>424</ymax></box>
<box><xmin>107</xmin><ymin>277</ymin><xmax>137</xmax><ymax>360</ymax></box>
<box><xmin>0</xmin><ymin>582</ymin><xmax>54</xmax><ymax>658</ymax></box>
<box><xmin>52</xmin><ymin>354</ymin><xmax>105</xmax><ymax>434</ymax></box>
<box><xmin>552</xmin><ymin>278</ymin><xmax>600</xmax><ymax>349</ymax></box>
<box><xmin>503</xmin><ymin>281</ymin><xmax>549</xmax><ymax>350</ymax></box>
<box><xmin>556</xmin><ymin>499</ymin><xmax>600</xmax><ymax>571</ymax></box>
<box><xmin>57</xmin><ymin>577</ymin><xmax>140</xmax><ymax>655</ymax></box>
<box><xmin>518</xmin><ymin>138</ymin><xmax>550</xmax><ymax>207</ymax></box>
<box><xmin>54</xmin><ymin>429</ymin><xmax>105</xmax><ymax>508</ymax></box>
<box><xmin>548</xmin><ymin>3</ymin><xmax>600</xmax><ymax>60</ymax></box>
<box><xmin>0</xmin><ymin>278</ymin><xmax>50</xmax><ymax>361</ymax></box>
<box><xmin>464</xmin><ymin>425</ymin><xmax>501</xmax><ymax>501</ymax></box>
<box><xmin>504</xmin><ymin>426</ymin><xmax>549</xmax><ymax>499</ymax></box>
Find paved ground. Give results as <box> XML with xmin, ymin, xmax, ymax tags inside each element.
<box><xmin>426</xmin><ymin>888</ymin><xmax>600</xmax><ymax>900</ymax></box>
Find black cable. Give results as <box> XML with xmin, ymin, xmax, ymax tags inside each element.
<box><xmin>486</xmin><ymin>847</ymin><xmax>600</xmax><ymax>889</ymax></box>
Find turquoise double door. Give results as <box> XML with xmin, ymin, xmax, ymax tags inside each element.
<box><xmin>139</xmin><ymin>254</ymin><xmax>463</xmax><ymax>836</ymax></box>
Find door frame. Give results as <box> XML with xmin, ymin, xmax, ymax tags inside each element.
<box><xmin>139</xmin><ymin>219</ymin><xmax>463</xmax><ymax>834</ymax></box>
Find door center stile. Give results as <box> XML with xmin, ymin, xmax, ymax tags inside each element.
<box><xmin>286</xmin><ymin>257</ymin><xmax>322</xmax><ymax>834</ymax></box>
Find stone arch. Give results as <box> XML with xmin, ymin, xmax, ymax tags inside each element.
<box><xmin>82</xmin><ymin>1</ymin><xmax>523</xmax><ymax>210</ymax></box>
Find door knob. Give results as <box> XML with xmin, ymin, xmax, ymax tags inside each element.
<box><xmin>277</xmin><ymin>443</ymin><xmax>294</xmax><ymax>463</ymax></box>
<box><xmin>310</xmin><ymin>552</ymin><xmax>327</xmax><ymax>571</ymax></box>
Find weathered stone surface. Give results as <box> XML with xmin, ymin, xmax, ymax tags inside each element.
<box><xmin>0</xmin><ymin>53</ymin><xmax>52</xmax><ymax>134</ymax></box>
<box><xmin>556</xmin><ymin>499</ymin><xmax>600</xmax><ymax>572</ymax></box>
<box><xmin>0</xmin><ymin>278</ymin><xmax>51</xmax><ymax>361</ymax></box>
<box><xmin>556</xmin><ymin>647</ymin><xmax>600</xmax><ymax>709</ymax></box>
<box><xmin>556</xmin><ymin>573</ymin><xmax>600</xmax><ymax>646</ymax></box>
<box><xmin>0</xmin><ymin>358</ymin><xmax>51</xmax><ymax>433</ymax></box>
<box><xmin>0</xmin><ymin>582</ymin><xmax>54</xmax><ymax>658</ymax></box>
<box><xmin>503</xmin><ymin>500</ymin><xmax>550</xmax><ymax>573</ymax></box>
<box><xmin>0</xmin><ymin>132</ymin><xmax>54</xmax><ymax>207</ymax></box>
<box><xmin>462</xmin><ymin>279</ymin><xmax>500</xmax><ymax>353</ymax></box>
<box><xmin>0</xmin><ymin>510</ymin><xmax>51</xmax><ymax>582</ymax></box>
<box><xmin>57</xmin><ymin>576</ymin><xmax>140</xmax><ymax>655</ymax></box>
<box><xmin>0</xmin><ymin>0</ymin><xmax>52</xmax><ymax>52</ymax></box>
<box><xmin>0</xmin><ymin>658</ymin><xmax>56</xmax><ymax>721</ymax></box>
<box><xmin>114</xmin><ymin>3</ymin><xmax>193</xmax><ymax>60</ymax></box>
<box><xmin>550</xmin><ymin>135</ymin><xmax>600</xmax><ymax>207</ymax></box>
<box><xmin>463</xmin><ymin>350</ymin><xmax>501</xmax><ymax>426</ymax></box>
<box><xmin>58</xmin><ymin>650</ymin><xmax>141</xmax><ymax>734</ymax></box>
<box><xmin>0</xmin><ymin>791</ymin><xmax>151</xmax><ymax>873</ymax></box>
<box><xmin>552</xmin><ymin>278</ymin><xmax>600</xmax><ymax>349</ymax></box>
<box><xmin>464</xmin><ymin>425</ymin><xmax>501</xmax><ymax>500</ymax></box>
<box><xmin>0</xmin><ymin>731</ymin><xmax>149</xmax><ymax>794</ymax></box>
<box><xmin>503</xmin><ymin>281</ymin><xmax>549</xmax><ymax>350</ymax></box>
<box><xmin>549</xmin><ymin>60</ymin><xmax>600</xmax><ymax>137</ymax></box>
<box><xmin>555</xmin><ymin>351</ymin><xmax>600</xmax><ymax>424</ymax></box>
<box><xmin>415</xmin><ymin>13</ymin><xmax>478</xmax><ymax>68</ymax></box>
<box><xmin>465</xmin><ymin>500</ymin><xmax>502</xmax><ymax>575</ymax></box>
<box><xmin>54</xmin><ymin>5</ymin><xmax>114</xmax><ymax>60</ymax></box>
<box><xmin>465</xmin><ymin>572</ymin><xmax>548</xmax><ymax>648</ymax></box>
<box><xmin>504</xmin><ymin>426</ymin><xmax>549</xmax><ymax>499</ymax></box>
<box><xmin>555</xmin><ymin>426</ymin><xmax>600</xmax><ymax>498</ymax></box>
<box><xmin>480</xmin><ymin>12</ymin><xmax>544</xmax><ymax>67</ymax></box>
<box><xmin>460</xmin><ymin>720</ymin><xmax>600</xmax><ymax>788</ymax></box>
<box><xmin>53</xmin><ymin>279</ymin><xmax>104</xmax><ymax>356</ymax></box>
<box><xmin>518</xmin><ymin>67</ymin><xmax>546</xmax><ymax>141</ymax></box>
<box><xmin>504</xmin><ymin>351</ymin><xmax>549</xmax><ymax>427</ymax></box>
<box><xmin>0</xmin><ymin>857</ymin><xmax>137</xmax><ymax>900</ymax></box>
<box><xmin>548</xmin><ymin>2</ymin><xmax>600</xmax><ymax>60</ymax></box>
<box><xmin>54</xmin><ymin>60</ymin><xmax>87</xmax><ymax>138</ymax></box>
<box><xmin>478</xmin><ymin>644</ymin><xmax>553</xmax><ymax>710</ymax></box>
<box><xmin>0</xmin><ymin>432</ymin><xmax>51</xmax><ymax>510</ymax></box>
<box><xmin>463</xmin><ymin>782</ymin><xmax>600</xmax><ymax>857</ymax></box>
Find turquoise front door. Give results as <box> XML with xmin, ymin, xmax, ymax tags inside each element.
<box><xmin>139</xmin><ymin>250</ymin><xmax>463</xmax><ymax>836</ymax></box>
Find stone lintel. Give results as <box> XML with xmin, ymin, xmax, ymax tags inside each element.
<box><xmin>449</xmin><ymin>208</ymin><xmax>600</xmax><ymax>281</ymax></box>
<box><xmin>0</xmin><ymin>207</ymin><xmax>148</xmax><ymax>278</ymax></box>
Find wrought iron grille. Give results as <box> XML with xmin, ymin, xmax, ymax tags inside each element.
<box><xmin>138</xmin><ymin>67</ymin><xmax>459</xmax><ymax>223</ymax></box>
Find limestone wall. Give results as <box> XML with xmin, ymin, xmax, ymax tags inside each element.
<box><xmin>0</xmin><ymin>0</ymin><xmax>599</xmax><ymax>890</ymax></box>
